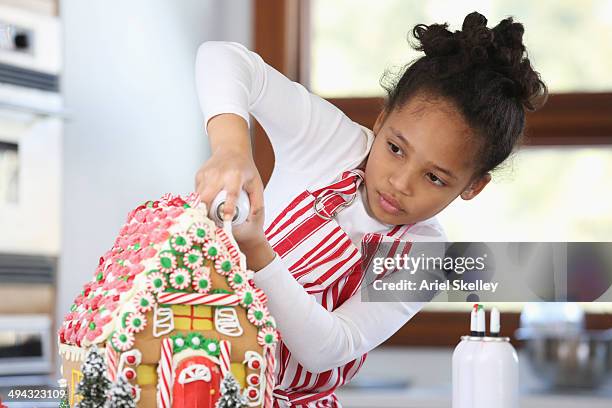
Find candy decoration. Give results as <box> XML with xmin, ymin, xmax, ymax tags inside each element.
<box><xmin>215</xmin><ymin>227</ymin><xmax>241</xmax><ymax>265</ymax></box>
<box><xmin>111</xmin><ymin>330</ymin><xmax>135</xmax><ymax>352</ymax></box>
<box><xmin>169</xmin><ymin>268</ymin><xmax>191</xmax><ymax>290</ymax></box>
<box><xmin>248</xmin><ymin>304</ymin><xmax>269</xmax><ymax>327</ymax></box>
<box><xmin>214</xmin><ymin>257</ymin><xmax>233</xmax><ymax>276</ymax></box>
<box><xmin>257</xmin><ymin>327</ymin><xmax>279</xmax><ymax>347</ymax></box>
<box><xmin>228</xmin><ymin>270</ymin><xmax>247</xmax><ymax>290</ymax></box>
<box><xmin>265</xmin><ymin>316</ymin><xmax>277</xmax><ymax>329</ymax></box>
<box><xmin>157</xmin><ymin>251</ymin><xmax>177</xmax><ymax>273</ymax></box>
<box><xmin>187</xmin><ymin>222</ymin><xmax>211</xmax><ymax>244</ymax></box>
<box><xmin>237</xmin><ymin>287</ymin><xmax>256</xmax><ymax>307</ymax></box>
<box><xmin>247</xmin><ymin>373</ymin><xmax>260</xmax><ymax>386</ymax></box>
<box><xmin>157</xmin><ymin>338</ymin><xmax>173</xmax><ymax>408</ymax></box>
<box><xmin>264</xmin><ymin>346</ymin><xmax>276</xmax><ymax>408</ymax></box>
<box><xmin>123</xmin><ymin>367</ymin><xmax>137</xmax><ymax>381</ymax></box>
<box><xmin>247</xmin><ymin>387</ymin><xmax>259</xmax><ymax>400</ymax></box>
<box><xmin>183</xmin><ymin>249</ymin><xmax>203</xmax><ymax>269</ymax></box>
<box><xmin>133</xmin><ymin>292</ymin><xmax>156</xmax><ymax>313</ymax></box>
<box><xmin>219</xmin><ymin>340</ymin><xmax>231</xmax><ymax>377</ymax></box>
<box><xmin>106</xmin><ymin>342</ymin><xmax>119</xmax><ymax>382</ymax></box>
<box><xmin>147</xmin><ymin>271</ymin><xmax>167</xmax><ymax>293</ymax></box>
<box><xmin>192</xmin><ymin>267</ymin><xmax>211</xmax><ymax>294</ymax></box>
<box><xmin>169</xmin><ymin>234</ymin><xmax>192</xmax><ymax>253</ymax></box>
<box><xmin>202</xmin><ymin>242</ymin><xmax>220</xmax><ymax>260</ymax></box>
<box><xmin>125</xmin><ymin>312</ymin><xmax>147</xmax><ymax>334</ymax></box>
<box><xmin>253</xmin><ymin>287</ymin><xmax>269</xmax><ymax>305</ymax></box>
<box><xmin>157</xmin><ymin>292</ymin><xmax>241</xmax><ymax>306</ymax></box>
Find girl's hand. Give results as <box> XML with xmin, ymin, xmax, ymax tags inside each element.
<box><xmin>195</xmin><ymin>146</ymin><xmax>266</xmax><ymax>248</ymax></box>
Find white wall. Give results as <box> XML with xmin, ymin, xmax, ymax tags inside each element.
<box><xmin>56</xmin><ymin>0</ymin><xmax>251</xmax><ymax>343</ymax></box>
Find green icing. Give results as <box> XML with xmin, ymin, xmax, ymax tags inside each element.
<box><xmin>160</xmin><ymin>256</ymin><xmax>173</xmax><ymax>269</ymax></box>
<box><xmin>221</xmin><ymin>260</ymin><xmax>232</xmax><ymax>272</ymax></box>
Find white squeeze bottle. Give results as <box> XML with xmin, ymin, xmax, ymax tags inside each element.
<box><xmin>452</xmin><ymin>306</ymin><xmax>519</xmax><ymax>408</ymax></box>
<box><xmin>452</xmin><ymin>304</ymin><xmax>480</xmax><ymax>408</ymax></box>
<box><xmin>473</xmin><ymin>307</ymin><xmax>519</xmax><ymax>408</ymax></box>
<box><xmin>209</xmin><ymin>190</ymin><xmax>250</xmax><ymax>227</ymax></box>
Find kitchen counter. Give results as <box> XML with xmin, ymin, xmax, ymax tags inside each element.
<box><xmin>337</xmin><ymin>384</ymin><xmax>612</xmax><ymax>408</ymax></box>
<box><xmin>335</xmin><ymin>346</ymin><xmax>612</xmax><ymax>408</ymax></box>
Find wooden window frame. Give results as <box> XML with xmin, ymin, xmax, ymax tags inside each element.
<box><xmin>252</xmin><ymin>0</ymin><xmax>612</xmax><ymax>347</ymax></box>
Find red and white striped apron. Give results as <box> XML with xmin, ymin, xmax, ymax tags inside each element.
<box><xmin>264</xmin><ymin>168</ymin><xmax>415</xmax><ymax>407</ymax></box>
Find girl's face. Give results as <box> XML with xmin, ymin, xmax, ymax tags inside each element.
<box><xmin>364</xmin><ymin>94</ymin><xmax>491</xmax><ymax>226</ymax></box>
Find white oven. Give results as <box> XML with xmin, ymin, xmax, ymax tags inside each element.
<box><xmin>0</xmin><ymin>4</ymin><xmax>62</xmax><ymax>256</ymax></box>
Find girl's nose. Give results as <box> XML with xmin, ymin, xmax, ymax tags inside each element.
<box><xmin>389</xmin><ymin>170</ymin><xmax>415</xmax><ymax>196</ymax></box>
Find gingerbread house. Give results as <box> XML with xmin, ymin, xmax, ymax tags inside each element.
<box><xmin>58</xmin><ymin>193</ymin><xmax>278</xmax><ymax>407</ymax></box>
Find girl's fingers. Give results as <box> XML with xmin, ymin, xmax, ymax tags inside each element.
<box><xmin>221</xmin><ymin>173</ymin><xmax>242</xmax><ymax>221</ymax></box>
<box><xmin>198</xmin><ymin>180</ymin><xmax>222</xmax><ymax>211</ymax></box>
<box><xmin>244</xmin><ymin>177</ymin><xmax>264</xmax><ymax>219</ymax></box>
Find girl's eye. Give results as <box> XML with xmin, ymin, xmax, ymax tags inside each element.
<box><xmin>427</xmin><ymin>173</ymin><xmax>445</xmax><ymax>187</ymax></box>
<box><xmin>387</xmin><ymin>142</ymin><xmax>402</xmax><ymax>156</ymax></box>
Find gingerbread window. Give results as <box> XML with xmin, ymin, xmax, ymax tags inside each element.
<box><xmin>171</xmin><ymin>305</ymin><xmax>213</xmax><ymax>331</ymax></box>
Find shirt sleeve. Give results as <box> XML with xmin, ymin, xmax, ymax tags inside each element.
<box><xmin>195</xmin><ymin>41</ymin><xmax>369</xmax><ymax>174</ymax></box>
<box><xmin>252</xmin><ymin>254</ymin><xmax>426</xmax><ymax>374</ymax></box>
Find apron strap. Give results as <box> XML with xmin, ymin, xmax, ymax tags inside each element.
<box><xmin>311</xmin><ymin>169</ymin><xmax>364</xmax><ymax>220</ymax></box>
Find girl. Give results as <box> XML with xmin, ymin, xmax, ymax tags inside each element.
<box><xmin>194</xmin><ymin>11</ymin><xmax>546</xmax><ymax>407</ymax></box>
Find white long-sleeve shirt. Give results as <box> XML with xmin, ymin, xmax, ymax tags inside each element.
<box><xmin>195</xmin><ymin>41</ymin><xmax>447</xmax><ymax>374</ymax></box>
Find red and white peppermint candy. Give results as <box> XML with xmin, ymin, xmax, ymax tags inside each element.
<box><xmin>111</xmin><ymin>330</ymin><xmax>135</xmax><ymax>351</ymax></box>
<box><xmin>147</xmin><ymin>272</ymin><xmax>167</xmax><ymax>293</ymax></box>
<box><xmin>257</xmin><ymin>327</ymin><xmax>279</xmax><ymax>347</ymax></box>
<box><xmin>192</xmin><ymin>267</ymin><xmax>211</xmax><ymax>294</ymax></box>
<box><xmin>157</xmin><ymin>251</ymin><xmax>176</xmax><ymax>273</ymax></box>
<box><xmin>228</xmin><ymin>270</ymin><xmax>248</xmax><ymax>290</ymax></box>
<box><xmin>236</xmin><ymin>287</ymin><xmax>257</xmax><ymax>308</ymax></box>
<box><xmin>188</xmin><ymin>222</ymin><xmax>212</xmax><ymax>244</ymax></box>
<box><xmin>247</xmin><ymin>304</ymin><xmax>269</xmax><ymax>327</ymax></box>
<box><xmin>169</xmin><ymin>268</ymin><xmax>191</xmax><ymax>290</ymax></box>
<box><xmin>133</xmin><ymin>292</ymin><xmax>156</xmax><ymax>313</ymax></box>
<box><xmin>183</xmin><ymin>249</ymin><xmax>203</xmax><ymax>269</ymax></box>
<box><xmin>214</xmin><ymin>256</ymin><xmax>233</xmax><ymax>276</ymax></box>
<box><xmin>202</xmin><ymin>242</ymin><xmax>220</xmax><ymax>260</ymax></box>
<box><xmin>169</xmin><ymin>234</ymin><xmax>192</xmax><ymax>253</ymax></box>
<box><xmin>125</xmin><ymin>312</ymin><xmax>147</xmax><ymax>333</ymax></box>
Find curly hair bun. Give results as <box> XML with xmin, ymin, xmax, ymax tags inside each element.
<box><xmin>412</xmin><ymin>11</ymin><xmax>547</xmax><ymax>111</ymax></box>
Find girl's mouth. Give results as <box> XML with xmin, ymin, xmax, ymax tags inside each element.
<box><xmin>378</xmin><ymin>191</ymin><xmax>403</xmax><ymax>215</ymax></box>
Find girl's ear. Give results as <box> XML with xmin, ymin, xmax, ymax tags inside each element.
<box><xmin>461</xmin><ymin>173</ymin><xmax>491</xmax><ymax>200</ymax></box>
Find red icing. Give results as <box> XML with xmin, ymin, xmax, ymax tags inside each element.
<box><xmin>248</xmin><ymin>389</ymin><xmax>257</xmax><ymax>398</ymax></box>
<box><xmin>126</xmin><ymin>355</ymin><xmax>136</xmax><ymax>364</ymax></box>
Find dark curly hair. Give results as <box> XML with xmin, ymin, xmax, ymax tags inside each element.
<box><xmin>381</xmin><ymin>12</ymin><xmax>548</xmax><ymax>177</ymax></box>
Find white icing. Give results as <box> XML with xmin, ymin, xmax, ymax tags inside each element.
<box><xmin>214</xmin><ymin>307</ymin><xmax>244</xmax><ymax>337</ymax></box>
<box><xmin>58</xmin><ymin>343</ymin><xmax>87</xmax><ymax>362</ymax></box>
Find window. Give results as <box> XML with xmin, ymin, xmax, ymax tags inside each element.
<box><xmin>171</xmin><ymin>305</ymin><xmax>213</xmax><ymax>331</ymax></box>
<box><xmin>310</xmin><ymin>0</ymin><xmax>612</xmax><ymax>96</ymax></box>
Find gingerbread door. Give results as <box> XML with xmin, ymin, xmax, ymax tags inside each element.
<box><xmin>173</xmin><ymin>356</ymin><xmax>221</xmax><ymax>407</ymax></box>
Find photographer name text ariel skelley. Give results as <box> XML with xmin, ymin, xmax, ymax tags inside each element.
<box><xmin>372</xmin><ymin>279</ymin><xmax>499</xmax><ymax>293</ymax></box>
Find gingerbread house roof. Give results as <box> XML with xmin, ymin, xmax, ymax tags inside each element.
<box><xmin>59</xmin><ymin>193</ymin><xmax>278</xmax><ymax>352</ymax></box>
